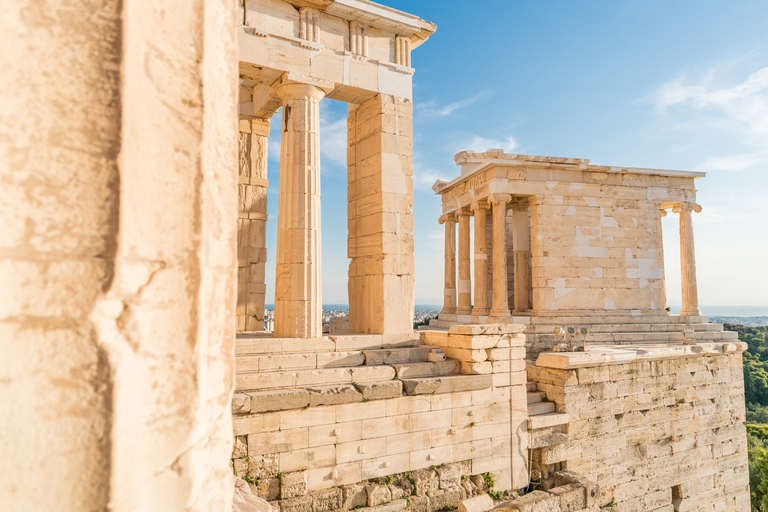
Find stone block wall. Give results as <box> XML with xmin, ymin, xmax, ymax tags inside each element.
<box><xmin>231</xmin><ymin>325</ymin><xmax>530</xmax><ymax>510</ymax></box>
<box><xmin>237</xmin><ymin>103</ymin><xmax>270</xmax><ymax>332</ymax></box>
<box><xmin>528</xmin><ymin>348</ymin><xmax>750</xmax><ymax>511</ymax></box>
<box><xmin>347</xmin><ymin>94</ymin><xmax>415</xmax><ymax>335</ymax></box>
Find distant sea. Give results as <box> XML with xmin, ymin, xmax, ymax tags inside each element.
<box><xmin>265</xmin><ymin>304</ymin><xmax>442</xmax><ymax>311</ymax></box>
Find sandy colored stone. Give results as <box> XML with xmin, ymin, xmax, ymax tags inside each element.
<box><xmin>249</xmin><ymin>389</ymin><xmax>311</xmax><ymax>413</ymax></box>
<box><xmin>459</xmin><ymin>494</ymin><xmax>494</xmax><ymax>512</ymax></box>
<box><xmin>235</xmin><ymin>477</ymin><xmax>280</xmax><ymax>512</ymax></box>
<box><xmin>307</xmin><ymin>385</ymin><xmax>363</xmax><ymax>406</ymax></box>
<box><xmin>354</xmin><ymin>380</ymin><xmax>403</xmax><ymax>400</ymax></box>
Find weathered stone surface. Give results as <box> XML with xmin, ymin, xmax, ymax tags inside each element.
<box><xmin>342</xmin><ymin>483</ymin><xmax>368</xmax><ymax>510</ymax></box>
<box><xmin>249</xmin><ymin>389</ymin><xmax>310</xmax><ymax>413</ymax></box>
<box><xmin>436</xmin><ymin>462</ymin><xmax>463</xmax><ymax>488</ymax></box>
<box><xmin>233</xmin><ymin>435</ymin><xmax>249</xmax><ymax>459</ymax></box>
<box><xmin>234</xmin><ymin>393</ymin><xmax>252</xmax><ymax>414</ymax></box>
<box><xmin>553</xmin><ymin>472</ymin><xmax>598</xmax><ymax>507</ymax></box>
<box><xmin>547</xmin><ymin>484</ymin><xmax>585</xmax><ymax>512</ymax></box>
<box><xmin>367</xmin><ymin>483</ymin><xmax>392</xmax><ymax>507</ymax></box>
<box><xmin>390</xmin><ymin>476</ymin><xmax>415</xmax><ymax>500</ymax></box>
<box><xmin>409</xmin><ymin>495</ymin><xmax>430</xmax><ymax>512</ymax></box>
<box><xmin>275</xmin><ymin>495</ymin><xmax>313</xmax><ymax>512</ymax></box>
<box><xmin>307</xmin><ymin>384</ymin><xmax>364</xmax><ymax>406</ymax></box>
<box><xmin>355</xmin><ymin>380</ymin><xmax>403</xmax><ymax>400</ymax></box>
<box><xmin>280</xmin><ymin>470</ymin><xmax>308</xmax><ymax>499</ymax></box>
<box><xmin>249</xmin><ymin>453</ymin><xmax>280</xmax><ymax>479</ymax></box>
<box><xmin>413</xmin><ymin>469</ymin><xmax>439</xmax><ymax>496</ymax></box>
<box><xmin>504</xmin><ymin>491</ymin><xmax>559</xmax><ymax>512</ymax></box>
<box><xmin>427</xmin><ymin>488</ymin><xmax>465</xmax><ymax>511</ymax></box>
<box><xmin>402</xmin><ymin>378</ymin><xmax>441</xmax><ymax>395</ymax></box>
<box><xmin>459</xmin><ymin>493</ymin><xmax>494</xmax><ymax>512</ymax></box>
<box><xmin>311</xmin><ymin>487</ymin><xmax>343</xmax><ymax>512</ymax></box>
<box><xmin>252</xmin><ymin>478</ymin><xmax>280</xmax><ymax>501</ymax></box>
<box><xmin>235</xmin><ymin>477</ymin><xmax>280</xmax><ymax>512</ymax></box>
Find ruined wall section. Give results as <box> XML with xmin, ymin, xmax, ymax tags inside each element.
<box><xmin>237</xmin><ymin>88</ymin><xmax>270</xmax><ymax>332</ymax></box>
<box><xmin>528</xmin><ymin>348</ymin><xmax>750</xmax><ymax>511</ymax></box>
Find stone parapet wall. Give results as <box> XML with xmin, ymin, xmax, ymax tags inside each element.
<box><xmin>528</xmin><ymin>343</ymin><xmax>750</xmax><ymax>511</ymax></box>
<box><xmin>231</xmin><ymin>325</ymin><xmax>530</xmax><ymax>507</ymax></box>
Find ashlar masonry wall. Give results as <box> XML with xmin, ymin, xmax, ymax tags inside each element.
<box><xmin>528</xmin><ymin>346</ymin><xmax>750</xmax><ymax>512</ymax></box>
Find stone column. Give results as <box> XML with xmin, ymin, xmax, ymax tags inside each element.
<box><xmin>673</xmin><ymin>202</ymin><xmax>703</xmax><ymax>316</ymax></box>
<box><xmin>274</xmin><ymin>76</ymin><xmax>332</xmax><ymax>338</ymax></box>
<box><xmin>456</xmin><ymin>208</ymin><xmax>473</xmax><ymax>315</ymax></box>
<box><xmin>472</xmin><ymin>201</ymin><xmax>490</xmax><ymax>317</ymax></box>
<box><xmin>347</xmin><ymin>94</ymin><xmax>415</xmax><ymax>336</ymax></box>
<box><xmin>440</xmin><ymin>214</ymin><xmax>457</xmax><ymax>315</ymax></box>
<box><xmin>511</xmin><ymin>202</ymin><xmax>532</xmax><ymax>312</ymax></box>
<box><xmin>490</xmin><ymin>194</ymin><xmax>512</xmax><ymax>318</ymax></box>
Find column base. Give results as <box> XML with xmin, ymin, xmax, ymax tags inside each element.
<box><xmin>455</xmin><ymin>307</ymin><xmax>472</xmax><ymax>315</ymax></box>
<box><xmin>680</xmin><ymin>308</ymin><xmax>702</xmax><ymax>316</ymax></box>
<box><xmin>488</xmin><ymin>309</ymin><xmax>511</xmax><ymax>320</ymax></box>
<box><xmin>471</xmin><ymin>308</ymin><xmax>489</xmax><ymax>317</ymax></box>
<box><xmin>440</xmin><ymin>308</ymin><xmax>456</xmax><ymax>316</ymax></box>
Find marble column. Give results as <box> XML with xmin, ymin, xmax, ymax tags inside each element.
<box><xmin>274</xmin><ymin>77</ymin><xmax>332</xmax><ymax>338</ymax></box>
<box><xmin>673</xmin><ymin>202</ymin><xmax>703</xmax><ymax>316</ymax></box>
<box><xmin>440</xmin><ymin>214</ymin><xmax>457</xmax><ymax>315</ymax></box>
<box><xmin>490</xmin><ymin>194</ymin><xmax>512</xmax><ymax>318</ymax></box>
<box><xmin>456</xmin><ymin>208</ymin><xmax>473</xmax><ymax>315</ymax></box>
<box><xmin>472</xmin><ymin>201</ymin><xmax>490</xmax><ymax>317</ymax></box>
<box><xmin>511</xmin><ymin>202</ymin><xmax>532</xmax><ymax>312</ymax></box>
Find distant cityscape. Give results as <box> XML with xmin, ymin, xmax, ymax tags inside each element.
<box><xmin>262</xmin><ymin>307</ymin><xmax>439</xmax><ymax>332</ymax></box>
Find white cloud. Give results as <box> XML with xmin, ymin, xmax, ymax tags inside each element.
<box><xmin>319</xmin><ymin>108</ymin><xmax>347</xmax><ymax>170</ymax></box>
<box><xmin>648</xmin><ymin>65</ymin><xmax>768</xmax><ymax>171</ymax></box>
<box><xmin>420</xmin><ymin>91</ymin><xmax>492</xmax><ymax>118</ymax></box>
<box><xmin>461</xmin><ymin>134</ymin><xmax>520</xmax><ymax>153</ymax></box>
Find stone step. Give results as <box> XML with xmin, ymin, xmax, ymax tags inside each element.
<box><xmin>236</xmin><ymin>351</ymin><xmax>365</xmax><ymax>373</ymax></box>
<box><xmin>526</xmin><ymin>323</ymin><xmax>724</xmax><ymax>334</ymax></box>
<box><xmin>235</xmin><ymin>333</ymin><xmax>420</xmax><ymax>356</ymax></box>
<box><xmin>235</xmin><ymin>364</ymin><xmax>396</xmax><ymax>392</ymax></box>
<box><xmin>528</xmin><ymin>314</ymin><xmax>707</xmax><ymax>325</ymax></box>
<box><xmin>392</xmin><ymin>361</ymin><xmax>460</xmax><ymax>379</ymax></box>
<box><xmin>401</xmin><ymin>374</ymin><xmax>493</xmax><ymax>396</ymax></box>
<box><xmin>529</xmin><ymin>330</ymin><xmax>736</xmax><ymax>344</ymax></box>
<box><xmin>526</xmin><ymin>382</ymin><xmax>538</xmax><ymax>393</ymax></box>
<box><xmin>528</xmin><ymin>401</ymin><xmax>556</xmax><ymax>416</ymax></box>
<box><xmin>528</xmin><ymin>412</ymin><xmax>569</xmax><ymax>430</ymax></box>
<box><xmin>527</xmin><ymin>391</ymin><xmax>546</xmax><ymax>404</ymax></box>
<box><xmin>362</xmin><ymin>347</ymin><xmax>440</xmax><ymax>365</ymax></box>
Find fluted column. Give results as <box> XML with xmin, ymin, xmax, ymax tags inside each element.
<box><xmin>274</xmin><ymin>77</ymin><xmax>331</xmax><ymax>338</ymax></box>
<box><xmin>440</xmin><ymin>214</ymin><xmax>457</xmax><ymax>315</ymax></box>
<box><xmin>456</xmin><ymin>208</ymin><xmax>473</xmax><ymax>315</ymax></box>
<box><xmin>673</xmin><ymin>202</ymin><xmax>703</xmax><ymax>316</ymax></box>
<box><xmin>472</xmin><ymin>201</ymin><xmax>490</xmax><ymax>317</ymax></box>
<box><xmin>490</xmin><ymin>194</ymin><xmax>512</xmax><ymax>318</ymax></box>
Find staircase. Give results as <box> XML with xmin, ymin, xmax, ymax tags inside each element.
<box><xmin>526</xmin><ymin>381</ymin><xmax>568</xmax><ymax>430</ymax></box>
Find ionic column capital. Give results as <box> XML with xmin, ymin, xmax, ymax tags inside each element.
<box><xmin>672</xmin><ymin>202</ymin><xmax>702</xmax><ymax>214</ymax></box>
<box><xmin>272</xmin><ymin>72</ymin><xmax>334</xmax><ymax>103</ymax></box>
<box><xmin>490</xmin><ymin>193</ymin><xmax>512</xmax><ymax>205</ymax></box>
<box><xmin>660</xmin><ymin>209</ymin><xmax>668</xmax><ymax>217</ymax></box>
<box><xmin>438</xmin><ymin>213</ymin><xmax>456</xmax><ymax>224</ymax></box>
<box><xmin>471</xmin><ymin>200</ymin><xmax>490</xmax><ymax>212</ymax></box>
<box><xmin>455</xmin><ymin>207</ymin><xmax>473</xmax><ymax>217</ymax></box>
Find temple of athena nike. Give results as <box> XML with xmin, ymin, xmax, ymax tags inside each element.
<box><xmin>0</xmin><ymin>0</ymin><xmax>750</xmax><ymax>511</ymax></box>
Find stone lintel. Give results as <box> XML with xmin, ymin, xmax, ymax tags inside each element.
<box><xmin>535</xmin><ymin>341</ymin><xmax>747</xmax><ymax>370</ymax></box>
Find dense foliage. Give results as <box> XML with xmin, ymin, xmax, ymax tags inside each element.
<box><xmin>726</xmin><ymin>324</ymin><xmax>768</xmax><ymax>511</ymax></box>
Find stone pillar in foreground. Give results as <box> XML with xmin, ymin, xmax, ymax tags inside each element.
<box><xmin>274</xmin><ymin>76</ymin><xmax>332</xmax><ymax>338</ymax></box>
<box><xmin>673</xmin><ymin>202</ymin><xmax>702</xmax><ymax>316</ymax></box>
<box><xmin>472</xmin><ymin>201</ymin><xmax>490</xmax><ymax>317</ymax></box>
<box><xmin>456</xmin><ymin>208</ymin><xmax>473</xmax><ymax>315</ymax></box>
<box><xmin>490</xmin><ymin>194</ymin><xmax>512</xmax><ymax>318</ymax></box>
<box><xmin>511</xmin><ymin>202</ymin><xmax>531</xmax><ymax>312</ymax></box>
<box><xmin>440</xmin><ymin>214</ymin><xmax>457</xmax><ymax>315</ymax></box>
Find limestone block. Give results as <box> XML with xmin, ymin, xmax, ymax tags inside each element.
<box><xmin>448</xmin><ymin>334</ymin><xmax>502</xmax><ymax>350</ymax></box>
<box><xmin>459</xmin><ymin>494</ymin><xmax>494</xmax><ymax>512</ymax></box>
<box><xmin>460</xmin><ymin>362</ymin><xmax>493</xmax><ymax>375</ymax></box>
<box><xmin>343</xmin><ymin>483</ymin><xmax>368</xmax><ymax>510</ymax></box>
<box><xmin>367</xmin><ymin>483</ymin><xmax>392</xmax><ymax>507</ymax></box>
<box><xmin>275</xmin><ymin>495</ymin><xmax>313</xmax><ymax>512</ymax></box>
<box><xmin>252</xmin><ymin>478</ymin><xmax>280</xmax><ymax>502</ymax></box>
<box><xmin>307</xmin><ymin>385</ymin><xmax>363</xmax><ymax>406</ymax></box>
<box><xmin>311</xmin><ymin>488</ymin><xmax>343</xmax><ymax>512</ymax></box>
<box><xmin>504</xmin><ymin>491</ymin><xmax>559</xmax><ymax>512</ymax></box>
<box><xmin>280</xmin><ymin>470</ymin><xmax>309</xmax><ymax>500</ymax></box>
<box><xmin>355</xmin><ymin>380</ymin><xmax>403</xmax><ymax>400</ymax></box>
<box><xmin>442</xmin><ymin>347</ymin><xmax>488</xmax><ymax>363</ymax></box>
<box><xmin>413</xmin><ymin>468</ymin><xmax>440</xmax><ymax>496</ymax></box>
<box><xmin>234</xmin><ymin>458</ymin><xmax>249</xmax><ymax>478</ymax></box>
<box><xmin>402</xmin><ymin>378</ymin><xmax>441</xmax><ymax>395</ymax></box>
<box><xmin>249</xmin><ymin>429</ymin><xmax>308</xmax><ymax>456</ymax></box>
<box><xmin>547</xmin><ymin>483</ymin><xmax>586</xmax><ymax>512</ymax></box>
<box><xmin>437</xmin><ymin>462</ymin><xmax>463</xmax><ymax>488</ymax></box>
<box><xmin>427</xmin><ymin>488</ymin><xmax>465</xmax><ymax>511</ymax></box>
<box><xmin>249</xmin><ymin>453</ymin><xmax>280</xmax><ymax>479</ymax></box>
<box><xmin>409</xmin><ymin>495</ymin><xmax>430</xmax><ymax>512</ymax></box>
<box><xmin>233</xmin><ymin>435</ymin><xmax>249</xmax><ymax>459</ymax></box>
<box><xmin>235</xmin><ymin>478</ymin><xmax>280</xmax><ymax>512</ymax></box>
<box><xmin>249</xmin><ymin>389</ymin><xmax>311</xmax><ymax>413</ymax></box>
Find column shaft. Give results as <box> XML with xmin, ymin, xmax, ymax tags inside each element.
<box><xmin>441</xmin><ymin>216</ymin><xmax>457</xmax><ymax>315</ymax></box>
<box><xmin>490</xmin><ymin>195</ymin><xmax>512</xmax><ymax>318</ymax></box>
<box><xmin>512</xmin><ymin>203</ymin><xmax>532</xmax><ymax>312</ymax></box>
<box><xmin>677</xmin><ymin>204</ymin><xmax>702</xmax><ymax>316</ymax></box>
<box><xmin>472</xmin><ymin>204</ymin><xmax>489</xmax><ymax>316</ymax></box>
<box><xmin>456</xmin><ymin>210</ymin><xmax>472</xmax><ymax>315</ymax></box>
<box><xmin>275</xmin><ymin>83</ymin><xmax>326</xmax><ymax>338</ymax></box>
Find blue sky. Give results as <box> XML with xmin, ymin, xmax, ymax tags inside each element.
<box><xmin>264</xmin><ymin>0</ymin><xmax>768</xmax><ymax>310</ymax></box>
